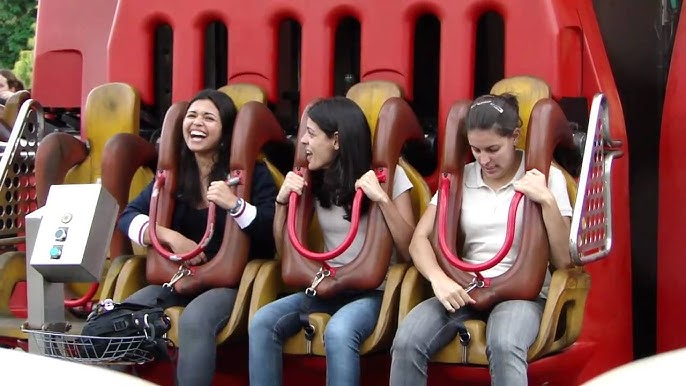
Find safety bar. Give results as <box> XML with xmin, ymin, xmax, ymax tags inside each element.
<box><xmin>63</xmin><ymin>282</ymin><xmax>99</xmax><ymax>308</ymax></box>
<box><xmin>437</xmin><ymin>174</ymin><xmax>523</xmax><ymax>274</ymax></box>
<box><xmin>150</xmin><ymin>171</ymin><xmax>208</xmax><ymax>262</ymax></box>
<box><xmin>287</xmin><ymin>188</ymin><xmax>364</xmax><ymax>262</ymax></box>
<box><xmin>569</xmin><ymin>93</ymin><xmax>623</xmax><ymax>265</ymax></box>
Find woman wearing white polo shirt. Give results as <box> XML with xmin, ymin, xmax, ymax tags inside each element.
<box><xmin>390</xmin><ymin>93</ymin><xmax>573</xmax><ymax>386</ymax></box>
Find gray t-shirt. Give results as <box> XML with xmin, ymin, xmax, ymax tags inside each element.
<box><xmin>315</xmin><ymin>166</ymin><xmax>413</xmax><ymax>289</ymax></box>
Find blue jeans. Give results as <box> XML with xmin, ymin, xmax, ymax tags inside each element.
<box><xmin>249</xmin><ymin>290</ymin><xmax>383</xmax><ymax>386</ymax></box>
<box><xmin>126</xmin><ymin>284</ymin><xmax>237</xmax><ymax>386</ymax></box>
<box><xmin>390</xmin><ymin>296</ymin><xmax>544</xmax><ymax>386</ymax></box>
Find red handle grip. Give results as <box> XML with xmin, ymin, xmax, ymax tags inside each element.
<box><xmin>148</xmin><ymin>170</ymin><xmax>215</xmax><ymax>262</ymax></box>
<box><xmin>437</xmin><ymin>173</ymin><xmax>523</xmax><ymax>273</ymax></box>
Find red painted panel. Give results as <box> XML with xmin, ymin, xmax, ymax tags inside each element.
<box><xmin>657</xmin><ymin>3</ymin><xmax>686</xmax><ymax>354</ymax></box>
<box><xmin>571</xmin><ymin>1</ymin><xmax>634</xmax><ymax>381</ymax></box>
<box><xmin>33</xmin><ymin>0</ymin><xmax>117</xmax><ymax>120</ymax></box>
<box><xmin>32</xmin><ymin>51</ymin><xmax>82</xmax><ymax>109</ymax></box>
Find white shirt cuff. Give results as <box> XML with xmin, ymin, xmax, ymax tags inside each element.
<box><xmin>230</xmin><ymin>201</ymin><xmax>257</xmax><ymax>229</ymax></box>
<box><xmin>128</xmin><ymin>214</ymin><xmax>150</xmax><ymax>246</ymax></box>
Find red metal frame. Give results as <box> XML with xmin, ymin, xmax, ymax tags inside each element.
<box><xmin>657</xmin><ymin>3</ymin><xmax>686</xmax><ymax>354</ymax></box>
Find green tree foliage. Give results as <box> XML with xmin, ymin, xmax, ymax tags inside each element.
<box><xmin>13</xmin><ymin>34</ymin><xmax>34</xmax><ymax>88</ymax></box>
<box><xmin>0</xmin><ymin>1</ymin><xmax>37</xmax><ymax>70</ymax></box>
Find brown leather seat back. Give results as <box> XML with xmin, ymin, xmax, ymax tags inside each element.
<box><xmin>279</xmin><ymin>101</ymin><xmax>327</xmax><ymax>289</ymax></box>
<box><xmin>146</xmin><ymin>94</ymin><xmax>286</xmax><ymax>292</ymax></box>
<box><xmin>143</xmin><ymin>101</ymin><xmax>185</xmax><ymax>286</ymax></box>
<box><xmin>280</xmin><ymin>82</ymin><xmax>423</xmax><ymax>295</ymax></box>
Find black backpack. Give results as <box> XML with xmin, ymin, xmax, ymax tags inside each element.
<box><xmin>79</xmin><ymin>301</ymin><xmax>172</xmax><ymax>362</ymax></box>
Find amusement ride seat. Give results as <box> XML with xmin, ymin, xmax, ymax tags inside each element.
<box><xmin>249</xmin><ymin>81</ymin><xmax>432</xmax><ymax>358</ymax></box>
<box><xmin>106</xmin><ymin>83</ymin><xmax>288</xmax><ymax>346</ymax></box>
<box><xmin>0</xmin><ymin>83</ymin><xmax>146</xmax><ymax>340</ymax></box>
<box><xmin>397</xmin><ymin>76</ymin><xmax>598</xmax><ymax>384</ymax></box>
<box><xmin>36</xmin><ymin>82</ymin><xmax>151</xmax><ymax>305</ymax></box>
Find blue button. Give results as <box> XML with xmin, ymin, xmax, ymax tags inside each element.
<box><xmin>49</xmin><ymin>246</ymin><xmax>62</xmax><ymax>259</ymax></box>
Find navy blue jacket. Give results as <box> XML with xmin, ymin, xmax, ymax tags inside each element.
<box><xmin>117</xmin><ymin>163</ymin><xmax>277</xmax><ymax>259</ymax></box>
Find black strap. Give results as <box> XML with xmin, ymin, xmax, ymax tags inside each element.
<box><xmin>456</xmin><ymin>322</ymin><xmax>471</xmax><ymax>346</ymax></box>
<box><xmin>155</xmin><ymin>285</ymin><xmax>175</xmax><ymax>307</ymax></box>
<box><xmin>446</xmin><ymin>309</ymin><xmax>471</xmax><ymax>346</ymax></box>
<box><xmin>298</xmin><ymin>292</ymin><xmax>316</xmax><ymax>342</ymax></box>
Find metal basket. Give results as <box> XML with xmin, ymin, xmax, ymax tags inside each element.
<box><xmin>22</xmin><ymin>328</ymin><xmax>156</xmax><ymax>365</ymax></box>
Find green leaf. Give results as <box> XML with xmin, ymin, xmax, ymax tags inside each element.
<box><xmin>0</xmin><ymin>0</ymin><xmax>37</xmax><ymax>73</ymax></box>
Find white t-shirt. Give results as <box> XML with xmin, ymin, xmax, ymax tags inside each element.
<box><xmin>429</xmin><ymin>151</ymin><xmax>573</xmax><ymax>297</ymax></box>
<box><xmin>315</xmin><ymin>166</ymin><xmax>413</xmax><ymax>289</ymax></box>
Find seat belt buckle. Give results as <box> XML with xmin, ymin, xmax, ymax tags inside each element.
<box><xmin>304</xmin><ymin>267</ymin><xmax>331</xmax><ymax>297</ymax></box>
<box><xmin>163</xmin><ymin>266</ymin><xmax>192</xmax><ymax>288</ymax></box>
<box><xmin>304</xmin><ymin>324</ymin><xmax>315</xmax><ymax>354</ymax></box>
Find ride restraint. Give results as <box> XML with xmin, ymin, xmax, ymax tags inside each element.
<box><xmin>287</xmin><ymin>169</ymin><xmax>385</xmax><ymax>353</ymax></box>
<box><xmin>435</xmin><ymin>173</ymin><xmax>524</xmax><ymax>354</ymax></box>
<box><xmin>77</xmin><ymin>170</ymin><xmax>245</xmax><ymax>359</ymax></box>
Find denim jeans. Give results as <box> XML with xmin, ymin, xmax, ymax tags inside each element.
<box><xmin>390</xmin><ymin>296</ymin><xmax>544</xmax><ymax>386</ymax></box>
<box><xmin>126</xmin><ymin>284</ymin><xmax>237</xmax><ymax>386</ymax></box>
<box><xmin>248</xmin><ymin>290</ymin><xmax>383</xmax><ymax>386</ymax></box>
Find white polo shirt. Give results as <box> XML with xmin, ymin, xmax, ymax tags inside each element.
<box><xmin>429</xmin><ymin>151</ymin><xmax>573</xmax><ymax>298</ymax></box>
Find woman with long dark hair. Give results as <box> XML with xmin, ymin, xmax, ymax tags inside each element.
<box><xmin>249</xmin><ymin>96</ymin><xmax>416</xmax><ymax>386</ymax></box>
<box><xmin>118</xmin><ymin>89</ymin><xmax>277</xmax><ymax>386</ymax></box>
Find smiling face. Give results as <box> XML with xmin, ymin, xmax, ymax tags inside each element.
<box><xmin>182</xmin><ymin>99</ymin><xmax>223</xmax><ymax>156</ymax></box>
<box><xmin>467</xmin><ymin>127</ymin><xmax>520</xmax><ymax>182</ymax></box>
<box><xmin>300</xmin><ymin>117</ymin><xmax>339</xmax><ymax>170</ymax></box>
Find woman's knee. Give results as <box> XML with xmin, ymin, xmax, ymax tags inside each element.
<box><xmin>392</xmin><ymin>300</ymin><xmax>442</xmax><ymax>353</ymax></box>
<box><xmin>179</xmin><ymin>308</ymin><xmax>215</xmax><ymax>337</ymax></box>
<box><xmin>486</xmin><ymin>300</ymin><xmax>541</xmax><ymax>360</ymax></box>
<box><xmin>487</xmin><ymin>334</ymin><xmax>529</xmax><ymax>360</ymax></box>
<box><xmin>324</xmin><ymin>322</ymin><xmax>360</xmax><ymax>350</ymax></box>
<box><xmin>249</xmin><ymin>306</ymin><xmax>275</xmax><ymax>337</ymax></box>
<box><xmin>391</xmin><ymin>317</ymin><xmax>425</xmax><ymax>357</ymax></box>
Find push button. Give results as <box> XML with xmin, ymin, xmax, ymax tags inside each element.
<box><xmin>54</xmin><ymin>227</ymin><xmax>68</xmax><ymax>242</ymax></box>
<box><xmin>49</xmin><ymin>245</ymin><xmax>63</xmax><ymax>259</ymax></box>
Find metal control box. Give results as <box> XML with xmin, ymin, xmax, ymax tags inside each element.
<box><xmin>29</xmin><ymin>184</ymin><xmax>119</xmax><ymax>282</ymax></box>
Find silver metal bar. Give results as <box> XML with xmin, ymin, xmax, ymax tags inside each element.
<box><xmin>569</xmin><ymin>93</ymin><xmax>623</xmax><ymax>265</ymax></box>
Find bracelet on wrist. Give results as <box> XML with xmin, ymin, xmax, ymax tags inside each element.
<box><xmin>275</xmin><ymin>199</ymin><xmax>288</xmax><ymax>206</ymax></box>
<box><xmin>228</xmin><ymin>198</ymin><xmax>245</xmax><ymax>215</ymax></box>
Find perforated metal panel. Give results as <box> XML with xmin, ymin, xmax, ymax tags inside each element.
<box><xmin>0</xmin><ymin>100</ymin><xmax>43</xmax><ymax>241</ymax></box>
<box><xmin>569</xmin><ymin>94</ymin><xmax>623</xmax><ymax>265</ymax></box>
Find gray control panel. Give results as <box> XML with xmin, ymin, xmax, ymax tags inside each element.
<box><xmin>29</xmin><ymin>184</ymin><xmax>119</xmax><ymax>283</ymax></box>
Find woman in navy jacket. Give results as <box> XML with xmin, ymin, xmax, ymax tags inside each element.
<box><xmin>118</xmin><ymin>89</ymin><xmax>277</xmax><ymax>386</ymax></box>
